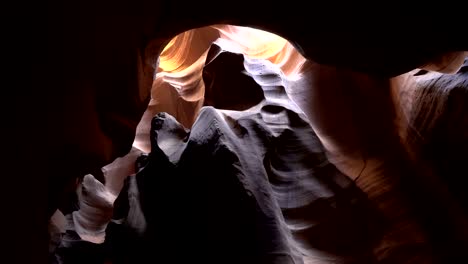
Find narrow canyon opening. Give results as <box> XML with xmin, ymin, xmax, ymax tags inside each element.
<box><xmin>132</xmin><ymin>24</ymin><xmax>308</xmax><ymax>153</ymax></box>
<box><xmin>48</xmin><ymin>23</ymin><xmax>468</xmax><ymax>264</ymax></box>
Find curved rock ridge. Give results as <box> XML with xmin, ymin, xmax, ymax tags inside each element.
<box><xmin>133</xmin><ymin>25</ymin><xmax>306</xmax><ymax>153</ymax></box>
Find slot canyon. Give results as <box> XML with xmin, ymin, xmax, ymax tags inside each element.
<box><xmin>17</xmin><ymin>2</ymin><xmax>468</xmax><ymax>263</ymax></box>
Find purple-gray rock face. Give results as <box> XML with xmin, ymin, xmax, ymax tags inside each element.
<box><xmin>51</xmin><ymin>48</ymin><xmax>468</xmax><ymax>263</ymax></box>
<box><xmin>53</xmin><ymin>103</ymin><xmax>382</xmax><ymax>264</ymax></box>
<box><xmin>19</xmin><ymin>3</ymin><xmax>468</xmax><ymax>263</ymax></box>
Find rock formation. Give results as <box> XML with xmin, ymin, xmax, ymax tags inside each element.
<box><xmin>19</xmin><ymin>3</ymin><xmax>468</xmax><ymax>263</ymax></box>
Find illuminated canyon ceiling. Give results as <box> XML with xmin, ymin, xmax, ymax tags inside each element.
<box><xmin>132</xmin><ymin>25</ymin><xmax>308</xmax><ymax>152</ymax></box>
<box><xmin>48</xmin><ymin>23</ymin><xmax>468</xmax><ymax>264</ymax></box>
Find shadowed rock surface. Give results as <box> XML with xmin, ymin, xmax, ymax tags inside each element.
<box><xmin>19</xmin><ymin>3</ymin><xmax>468</xmax><ymax>263</ymax></box>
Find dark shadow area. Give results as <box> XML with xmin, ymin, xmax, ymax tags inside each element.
<box><xmin>203</xmin><ymin>46</ymin><xmax>264</xmax><ymax>111</ymax></box>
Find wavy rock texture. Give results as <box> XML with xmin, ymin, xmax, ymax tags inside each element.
<box><xmin>57</xmin><ymin>99</ymin><xmax>382</xmax><ymax>264</ymax></box>
<box><xmin>132</xmin><ymin>25</ymin><xmax>306</xmax><ymax>152</ymax></box>
<box><xmin>395</xmin><ymin>61</ymin><xmax>468</xmax><ymax>223</ymax></box>
<box><xmin>24</xmin><ymin>4</ymin><xmax>468</xmax><ymax>264</ymax></box>
<box><xmin>286</xmin><ymin>59</ymin><xmax>468</xmax><ymax>263</ymax></box>
<box><xmin>50</xmin><ymin>25</ymin><xmax>468</xmax><ymax>264</ymax></box>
